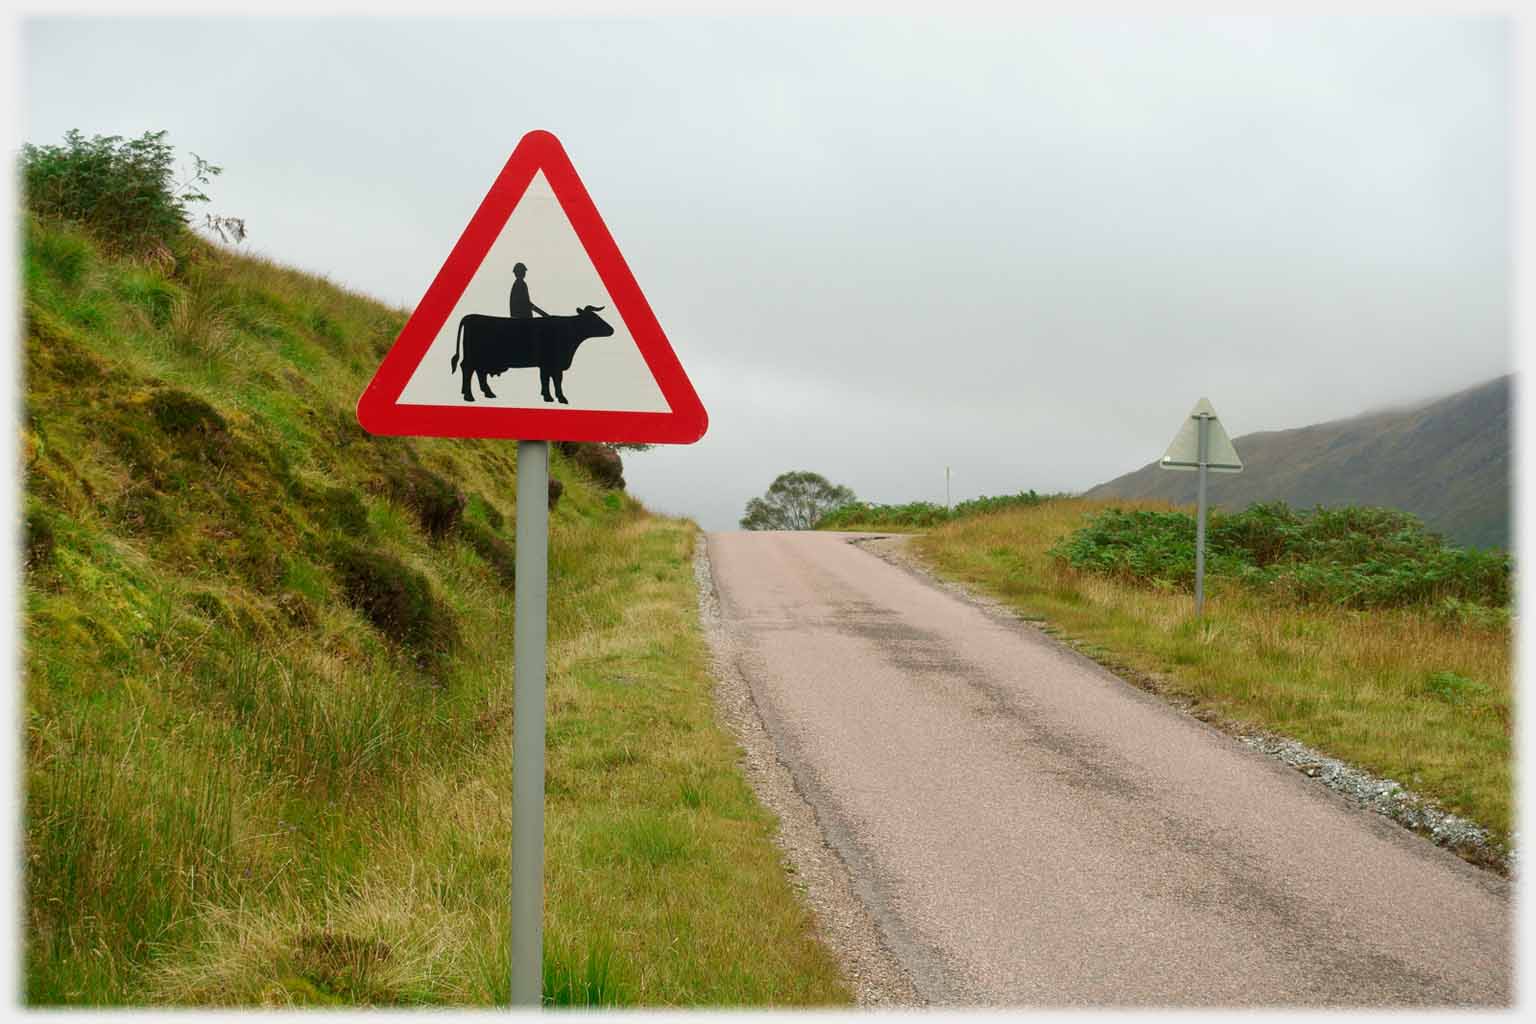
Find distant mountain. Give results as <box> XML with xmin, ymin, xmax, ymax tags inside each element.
<box><xmin>1084</xmin><ymin>376</ymin><xmax>1513</xmax><ymax>550</ymax></box>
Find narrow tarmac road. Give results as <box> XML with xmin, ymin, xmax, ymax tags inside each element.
<box><xmin>704</xmin><ymin>531</ymin><xmax>1510</xmax><ymax>1007</ymax></box>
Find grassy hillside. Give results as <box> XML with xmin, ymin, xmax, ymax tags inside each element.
<box><xmin>21</xmin><ymin>214</ymin><xmax>849</xmax><ymax>1006</ymax></box>
<box><xmin>1084</xmin><ymin>376</ymin><xmax>1512</xmax><ymax>550</ymax></box>
<box><xmin>914</xmin><ymin>499</ymin><xmax>1511</xmax><ymax>867</ymax></box>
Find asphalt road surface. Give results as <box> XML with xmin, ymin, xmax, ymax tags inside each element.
<box><xmin>704</xmin><ymin>530</ymin><xmax>1510</xmax><ymax>1007</ymax></box>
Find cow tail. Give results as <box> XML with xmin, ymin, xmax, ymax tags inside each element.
<box><xmin>451</xmin><ymin>318</ymin><xmax>462</xmax><ymax>375</ymax></box>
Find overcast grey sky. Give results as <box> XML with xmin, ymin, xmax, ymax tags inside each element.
<box><xmin>19</xmin><ymin>16</ymin><xmax>1512</xmax><ymax>530</ymax></box>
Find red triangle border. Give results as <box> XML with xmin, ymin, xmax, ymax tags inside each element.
<box><xmin>356</xmin><ymin>130</ymin><xmax>708</xmax><ymax>444</ymax></box>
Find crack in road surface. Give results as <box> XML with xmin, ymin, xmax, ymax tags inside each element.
<box><xmin>701</xmin><ymin>530</ymin><xmax>1510</xmax><ymax>1008</ymax></box>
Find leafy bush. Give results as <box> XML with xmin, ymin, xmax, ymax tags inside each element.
<box><xmin>1050</xmin><ymin>502</ymin><xmax>1512</xmax><ymax>611</ymax></box>
<box><xmin>817</xmin><ymin>500</ymin><xmax>948</xmax><ymax>530</ymax></box>
<box><xmin>21</xmin><ymin>130</ymin><xmax>221</xmax><ymax>254</ymax></box>
<box><xmin>815</xmin><ymin>490</ymin><xmax>1051</xmax><ymax>530</ymax></box>
<box><xmin>953</xmin><ymin>491</ymin><xmax>1052</xmax><ymax>518</ymax></box>
<box><xmin>1424</xmin><ymin>671</ymin><xmax>1491</xmax><ymax>706</ymax></box>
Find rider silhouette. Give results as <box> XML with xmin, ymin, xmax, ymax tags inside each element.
<box><xmin>509</xmin><ymin>262</ymin><xmax>547</xmax><ymax>319</ymax></box>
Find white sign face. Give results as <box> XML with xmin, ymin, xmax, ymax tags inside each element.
<box><xmin>1160</xmin><ymin>397</ymin><xmax>1243</xmax><ymax>472</ymax></box>
<box><xmin>394</xmin><ymin>171</ymin><xmax>670</xmax><ymax>413</ymax></box>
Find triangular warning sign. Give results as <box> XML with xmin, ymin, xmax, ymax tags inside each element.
<box><xmin>357</xmin><ymin>130</ymin><xmax>707</xmax><ymax>444</ymax></box>
<box><xmin>1159</xmin><ymin>397</ymin><xmax>1243</xmax><ymax>473</ymax></box>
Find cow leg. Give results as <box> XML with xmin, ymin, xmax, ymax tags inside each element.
<box><xmin>540</xmin><ymin>369</ymin><xmax>554</xmax><ymax>403</ymax></box>
<box><xmin>553</xmin><ymin>370</ymin><xmax>569</xmax><ymax>404</ymax></box>
<box><xmin>461</xmin><ymin>363</ymin><xmax>475</xmax><ymax>402</ymax></box>
<box><xmin>477</xmin><ymin>369</ymin><xmax>496</xmax><ymax>399</ymax></box>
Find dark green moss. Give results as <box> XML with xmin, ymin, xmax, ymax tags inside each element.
<box><xmin>328</xmin><ymin>541</ymin><xmax>458</xmax><ymax>672</ymax></box>
<box><xmin>149</xmin><ymin>388</ymin><xmax>226</xmax><ymax>437</ymax></box>
<box><xmin>25</xmin><ymin>305</ymin><xmax>107</xmax><ymax>386</ymax></box>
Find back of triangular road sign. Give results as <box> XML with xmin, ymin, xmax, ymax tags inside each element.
<box><xmin>1159</xmin><ymin>397</ymin><xmax>1243</xmax><ymax>472</ymax></box>
<box><xmin>357</xmin><ymin>130</ymin><xmax>707</xmax><ymax>444</ymax></box>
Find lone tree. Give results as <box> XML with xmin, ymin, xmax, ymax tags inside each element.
<box><xmin>740</xmin><ymin>471</ymin><xmax>856</xmax><ymax>531</ymax></box>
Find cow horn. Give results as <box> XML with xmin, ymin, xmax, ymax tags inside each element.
<box><xmin>582</xmin><ymin>305</ymin><xmax>605</xmax><ymax>313</ymax></box>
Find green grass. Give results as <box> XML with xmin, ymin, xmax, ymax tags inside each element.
<box><xmin>22</xmin><ymin>214</ymin><xmax>849</xmax><ymax>1006</ymax></box>
<box><xmin>914</xmin><ymin>498</ymin><xmax>1513</xmax><ymax>864</ymax></box>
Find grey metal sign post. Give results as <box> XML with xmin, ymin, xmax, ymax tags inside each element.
<box><xmin>511</xmin><ymin>439</ymin><xmax>549</xmax><ymax>1006</ymax></box>
<box><xmin>1193</xmin><ymin>413</ymin><xmax>1210</xmax><ymax>616</ymax></box>
<box><xmin>1159</xmin><ymin>398</ymin><xmax>1243</xmax><ymax>618</ymax></box>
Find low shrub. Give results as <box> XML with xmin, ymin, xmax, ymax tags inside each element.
<box><xmin>817</xmin><ymin>490</ymin><xmax>1054</xmax><ymax>530</ymax></box>
<box><xmin>1050</xmin><ymin>501</ymin><xmax>1511</xmax><ymax>611</ymax></box>
<box><xmin>1424</xmin><ymin>671</ymin><xmax>1491</xmax><ymax>706</ymax></box>
<box><xmin>21</xmin><ymin>129</ymin><xmax>221</xmax><ymax>255</ymax></box>
<box><xmin>378</xmin><ymin>463</ymin><xmax>466</xmax><ymax>540</ymax></box>
<box><xmin>327</xmin><ymin>541</ymin><xmax>458</xmax><ymax>671</ymax></box>
<box><xmin>560</xmin><ymin>442</ymin><xmax>625</xmax><ymax>490</ymax></box>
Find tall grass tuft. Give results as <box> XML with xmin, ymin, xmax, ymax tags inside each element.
<box><xmin>543</xmin><ymin>937</ymin><xmax>625</xmax><ymax>1007</ymax></box>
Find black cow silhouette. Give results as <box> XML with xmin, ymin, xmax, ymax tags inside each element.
<box><xmin>450</xmin><ymin>305</ymin><xmax>614</xmax><ymax>404</ymax></box>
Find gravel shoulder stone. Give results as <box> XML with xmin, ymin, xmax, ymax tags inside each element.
<box><xmin>850</xmin><ymin>532</ymin><xmax>1514</xmax><ymax>879</ymax></box>
<box><xmin>693</xmin><ymin>533</ymin><xmax>921</xmax><ymax>1007</ymax></box>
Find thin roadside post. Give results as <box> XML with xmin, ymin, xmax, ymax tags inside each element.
<box><xmin>511</xmin><ymin>439</ymin><xmax>549</xmax><ymax>1006</ymax></box>
<box><xmin>1194</xmin><ymin>413</ymin><xmax>1209</xmax><ymax>618</ymax></box>
<box><xmin>1156</xmin><ymin>398</ymin><xmax>1243</xmax><ymax>621</ymax></box>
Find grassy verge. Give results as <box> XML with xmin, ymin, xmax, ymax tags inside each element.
<box><xmin>912</xmin><ymin>498</ymin><xmax>1512</xmax><ymax>859</ymax></box>
<box><xmin>22</xmin><ymin>214</ymin><xmax>849</xmax><ymax>1006</ymax></box>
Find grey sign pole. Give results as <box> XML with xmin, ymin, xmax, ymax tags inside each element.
<box><xmin>511</xmin><ymin>439</ymin><xmax>549</xmax><ymax>1006</ymax></box>
<box><xmin>1158</xmin><ymin>398</ymin><xmax>1240</xmax><ymax>618</ymax></box>
<box><xmin>1194</xmin><ymin>413</ymin><xmax>1210</xmax><ymax>618</ymax></box>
